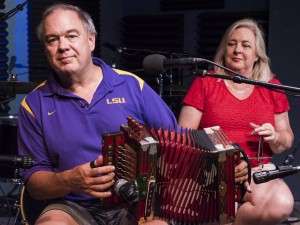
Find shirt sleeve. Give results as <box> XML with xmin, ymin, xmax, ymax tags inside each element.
<box><xmin>18</xmin><ymin>99</ymin><xmax>53</xmax><ymax>183</ymax></box>
<box><xmin>183</xmin><ymin>77</ymin><xmax>206</xmax><ymax>111</ymax></box>
<box><xmin>270</xmin><ymin>78</ymin><xmax>290</xmax><ymax>113</ymax></box>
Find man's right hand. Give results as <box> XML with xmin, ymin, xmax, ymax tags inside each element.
<box><xmin>65</xmin><ymin>155</ymin><xmax>116</xmax><ymax>198</ymax></box>
<box><xmin>26</xmin><ymin>155</ymin><xmax>115</xmax><ymax>200</ymax></box>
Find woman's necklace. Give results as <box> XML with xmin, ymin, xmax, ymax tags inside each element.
<box><xmin>224</xmin><ymin>80</ymin><xmax>252</xmax><ymax>94</ymax></box>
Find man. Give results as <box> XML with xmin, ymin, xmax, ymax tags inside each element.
<box><xmin>18</xmin><ymin>3</ymin><xmax>175</xmax><ymax>225</ymax></box>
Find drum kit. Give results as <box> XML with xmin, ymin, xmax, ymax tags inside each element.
<box><xmin>0</xmin><ymin>79</ymin><xmax>39</xmax><ymax>225</ymax></box>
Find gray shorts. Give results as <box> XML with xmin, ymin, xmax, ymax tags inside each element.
<box><xmin>39</xmin><ymin>200</ymin><xmax>135</xmax><ymax>225</ymax></box>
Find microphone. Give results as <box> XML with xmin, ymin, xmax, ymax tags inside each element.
<box><xmin>0</xmin><ymin>155</ymin><xmax>34</xmax><ymax>168</ymax></box>
<box><xmin>114</xmin><ymin>179</ymin><xmax>138</xmax><ymax>203</ymax></box>
<box><xmin>253</xmin><ymin>165</ymin><xmax>300</xmax><ymax>184</ymax></box>
<box><xmin>142</xmin><ymin>54</ymin><xmax>206</xmax><ymax>75</ymax></box>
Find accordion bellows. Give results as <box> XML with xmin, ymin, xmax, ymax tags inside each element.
<box><xmin>102</xmin><ymin>116</ymin><xmax>240</xmax><ymax>225</ymax></box>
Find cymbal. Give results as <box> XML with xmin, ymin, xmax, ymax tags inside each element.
<box><xmin>0</xmin><ymin>115</ymin><xmax>18</xmax><ymax>126</ymax></box>
<box><xmin>0</xmin><ymin>81</ymin><xmax>39</xmax><ymax>94</ymax></box>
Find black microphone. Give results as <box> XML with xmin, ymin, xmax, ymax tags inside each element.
<box><xmin>114</xmin><ymin>179</ymin><xmax>138</xmax><ymax>203</ymax></box>
<box><xmin>253</xmin><ymin>165</ymin><xmax>300</xmax><ymax>184</ymax></box>
<box><xmin>0</xmin><ymin>155</ymin><xmax>33</xmax><ymax>168</ymax></box>
<box><xmin>142</xmin><ymin>54</ymin><xmax>206</xmax><ymax>75</ymax></box>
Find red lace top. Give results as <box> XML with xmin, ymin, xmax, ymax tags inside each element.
<box><xmin>183</xmin><ymin>76</ymin><xmax>290</xmax><ymax>167</ymax></box>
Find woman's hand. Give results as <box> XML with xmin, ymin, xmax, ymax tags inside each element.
<box><xmin>250</xmin><ymin>122</ymin><xmax>276</xmax><ymax>143</ymax></box>
<box><xmin>250</xmin><ymin>113</ymin><xmax>294</xmax><ymax>154</ymax></box>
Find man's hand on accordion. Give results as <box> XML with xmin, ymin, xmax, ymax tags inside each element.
<box><xmin>235</xmin><ymin>159</ymin><xmax>252</xmax><ymax>193</ymax></box>
<box><xmin>67</xmin><ymin>155</ymin><xmax>116</xmax><ymax>198</ymax></box>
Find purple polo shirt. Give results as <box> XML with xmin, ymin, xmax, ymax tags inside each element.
<box><xmin>18</xmin><ymin>57</ymin><xmax>177</xmax><ymax>201</ymax></box>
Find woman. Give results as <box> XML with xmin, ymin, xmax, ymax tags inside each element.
<box><xmin>178</xmin><ymin>19</ymin><xmax>294</xmax><ymax>225</ymax></box>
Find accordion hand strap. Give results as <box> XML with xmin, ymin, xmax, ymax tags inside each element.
<box><xmin>232</xmin><ymin>143</ymin><xmax>252</xmax><ymax>199</ymax></box>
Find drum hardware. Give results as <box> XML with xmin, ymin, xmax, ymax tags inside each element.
<box><xmin>0</xmin><ymin>88</ymin><xmax>16</xmax><ymax>113</ymax></box>
<box><xmin>0</xmin><ymin>113</ymin><xmax>24</xmax><ymax>224</ymax></box>
<box><xmin>0</xmin><ymin>80</ymin><xmax>39</xmax><ymax>95</ymax></box>
<box><xmin>0</xmin><ymin>181</ymin><xmax>23</xmax><ymax>225</ymax></box>
<box><xmin>0</xmin><ymin>103</ymin><xmax>11</xmax><ymax>113</ymax></box>
<box><xmin>0</xmin><ymin>181</ymin><xmax>46</xmax><ymax>225</ymax></box>
<box><xmin>0</xmin><ymin>74</ymin><xmax>39</xmax><ymax>113</ymax></box>
<box><xmin>0</xmin><ymin>112</ymin><xmax>34</xmax><ymax>224</ymax></box>
<box><xmin>20</xmin><ymin>186</ymin><xmax>47</xmax><ymax>225</ymax></box>
<box><xmin>0</xmin><ymin>181</ymin><xmax>44</xmax><ymax>225</ymax></box>
<box><xmin>160</xmin><ymin>84</ymin><xmax>187</xmax><ymax>119</ymax></box>
<box><xmin>0</xmin><ymin>115</ymin><xmax>22</xmax><ymax>184</ymax></box>
<box><xmin>12</xmin><ymin>202</ymin><xmax>21</xmax><ymax>225</ymax></box>
<box><xmin>0</xmin><ymin>70</ymin><xmax>39</xmax><ymax>96</ymax></box>
<box><xmin>162</xmin><ymin>84</ymin><xmax>187</xmax><ymax>97</ymax></box>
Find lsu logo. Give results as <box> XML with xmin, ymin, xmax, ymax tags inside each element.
<box><xmin>106</xmin><ymin>97</ymin><xmax>126</xmax><ymax>104</ymax></box>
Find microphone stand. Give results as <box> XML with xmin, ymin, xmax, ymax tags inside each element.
<box><xmin>0</xmin><ymin>0</ymin><xmax>29</xmax><ymax>21</ymax></box>
<box><xmin>191</xmin><ymin>57</ymin><xmax>300</xmax><ymax>94</ymax></box>
<box><xmin>157</xmin><ymin>73</ymin><xmax>163</xmax><ymax>97</ymax></box>
<box><xmin>193</xmin><ymin>69</ymin><xmax>300</xmax><ymax>94</ymax></box>
<box><xmin>283</xmin><ymin>139</ymin><xmax>300</xmax><ymax>165</ymax></box>
<box><xmin>103</xmin><ymin>42</ymin><xmax>190</xmax><ymax>57</ymax></box>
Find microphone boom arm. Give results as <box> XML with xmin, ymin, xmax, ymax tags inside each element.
<box><xmin>0</xmin><ymin>0</ymin><xmax>29</xmax><ymax>21</ymax></box>
<box><xmin>194</xmin><ymin>69</ymin><xmax>300</xmax><ymax>94</ymax></box>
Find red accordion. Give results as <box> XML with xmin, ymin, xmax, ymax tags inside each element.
<box><xmin>102</xmin><ymin>116</ymin><xmax>241</xmax><ymax>224</ymax></box>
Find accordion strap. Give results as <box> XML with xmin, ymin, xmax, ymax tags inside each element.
<box><xmin>232</xmin><ymin>143</ymin><xmax>252</xmax><ymax>199</ymax></box>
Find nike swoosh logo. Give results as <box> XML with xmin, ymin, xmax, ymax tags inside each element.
<box><xmin>47</xmin><ymin>110</ymin><xmax>56</xmax><ymax>116</ymax></box>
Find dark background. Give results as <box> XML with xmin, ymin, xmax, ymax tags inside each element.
<box><xmin>2</xmin><ymin>0</ymin><xmax>300</xmax><ymax>202</ymax></box>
